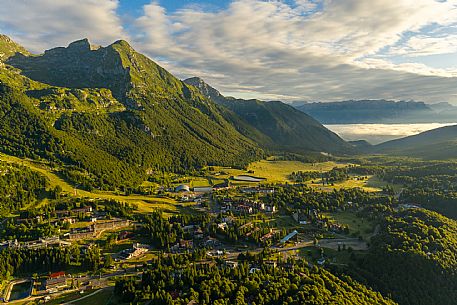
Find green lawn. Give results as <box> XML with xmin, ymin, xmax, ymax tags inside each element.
<box><xmin>309</xmin><ymin>175</ymin><xmax>382</xmax><ymax>192</ymax></box>
<box><xmin>247</xmin><ymin>160</ymin><xmax>346</xmax><ymax>183</ymax></box>
<box><xmin>211</xmin><ymin>160</ymin><xmax>348</xmax><ymax>184</ymax></box>
<box><xmin>324</xmin><ymin>211</ymin><xmax>374</xmax><ymax>240</ymax></box>
<box><xmin>366</xmin><ymin>175</ymin><xmax>403</xmax><ymax>193</ymax></box>
<box><xmin>72</xmin><ymin>287</ymin><xmax>115</xmax><ymax>305</ymax></box>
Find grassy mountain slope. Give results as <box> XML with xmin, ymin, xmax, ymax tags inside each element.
<box><xmin>371</xmin><ymin>125</ymin><xmax>457</xmax><ymax>159</ymax></box>
<box><xmin>0</xmin><ymin>34</ymin><xmax>29</xmax><ymax>61</ymax></box>
<box><xmin>184</xmin><ymin>77</ymin><xmax>351</xmax><ymax>154</ymax></box>
<box><xmin>0</xmin><ymin>36</ymin><xmax>263</xmax><ymax>189</ymax></box>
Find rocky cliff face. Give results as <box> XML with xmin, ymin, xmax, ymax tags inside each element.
<box><xmin>8</xmin><ymin>38</ymin><xmax>133</xmax><ymax>106</ymax></box>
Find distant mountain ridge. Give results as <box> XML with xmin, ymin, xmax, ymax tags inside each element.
<box><xmin>184</xmin><ymin>77</ymin><xmax>352</xmax><ymax>154</ymax></box>
<box><xmin>295</xmin><ymin>100</ymin><xmax>457</xmax><ymax>124</ymax></box>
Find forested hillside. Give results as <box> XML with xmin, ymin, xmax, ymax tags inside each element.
<box><xmin>0</xmin><ymin>160</ymin><xmax>48</xmax><ymax>215</ymax></box>
<box><xmin>371</xmin><ymin>125</ymin><xmax>457</xmax><ymax>160</ymax></box>
<box><xmin>352</xmin><ymin>209</ymin><xmax>457</xmax><ymax>305</ymax></box>
<box><xmin>115</xmin><ymin>253</ymin><xmax>396</xmax><ymax>305</ymax></box>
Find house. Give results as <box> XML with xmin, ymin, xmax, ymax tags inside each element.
<box><xmin>236</xmin><ymin>205</ymin><xmax>253</xmax><ymax>214</ymax></box>
<box><xmin>293</xmin><ymin>210</ymin><xmax>308</xmax><ymax>224</ymax></box>
<box><xmin>62</xmin><ymin>217</ymin><xmax>76</xmax><ymax>224</ymax></box>
<box><xmin>225</xmin><ymin>261</ymin><xmax>238</xmax><ymax>269</ymax></box>
<box><xmin>179</xmin><ymin>239</ymin><xmax>193</xmax><ymax>249</ymax></box>
<box><xmin>265</xmin><ymin>260</ymin><xmax>277</xmax><ymax>268</ymax></box>
<box><xmin>260</xmin><ymin>230</ymin><xmax>276</xmax><ymax>242</ymax></box>
<box><xmin>93</xmin><ymin>219</ymin><xmax>130</xmax><ymax>232</ymax></box>
<box><xmin>72</xmin><ymin>206</ymin><xmax>93</xmax><ymax>214</ymax></box>
<box><xmin>265</xmin><ymin>205</ymin><xmax>276</xmax><ymax>213</ymax></box>
<box><xmin>119</xmin><ymin>244</ymin><xmax>148</xmax><ymax>260</ymax></box>
<box><xmin>217</xmin><ymin>222</ymin><xmax>228</xmax><ymax>230</ymax></box>
<box><xmin>45</xmin><ymin>272</ymin><xmax>67</xmax><ymax>290</ymax></box>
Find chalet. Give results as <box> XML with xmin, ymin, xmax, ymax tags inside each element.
<box><xmin>62</xmin><ymin>217</ymin><xmax>76</xmax><ymax>224</ymax></box>
<box><xmin>118</xmin><ymin>231</ymin><xmax>134</xmax><ymax>240</ymax></box>
<box><xmin>55</xmin><ymin>210</ymin><xmax>71</xmax><ymax>217</ymax></box>
<box><xmin>68</xmin><ymin>230</ymin><xmax>96</xmax><ymax>240</ymax></box>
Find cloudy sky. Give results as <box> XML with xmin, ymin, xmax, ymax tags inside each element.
<box><xmin>1</xmin><ymin>0</ymin><xmax>457</xmax><ymax>103</ymax></box>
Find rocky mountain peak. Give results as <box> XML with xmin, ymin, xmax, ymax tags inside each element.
<box><xmin>184</xmin><ymin>77</ymin><xmax>224</xmax><ymax>103</ymax></box>
<box><xmin>0</xmin><ymin>34</ymin><xmax>29</xmax><ymax>61</ymax></box>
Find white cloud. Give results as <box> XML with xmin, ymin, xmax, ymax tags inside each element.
<box><xmin>0</xmin><ymin>0</ymin><xmax>127</xmax><ymax>52</ymax></box>
<box><xmin>132</xmin><ymin>0</ymin><xmax>457</xmax><ymax>102</ymax></box>
<box><xmin>2</xmin><ymin>0</ymin><xmax>457</xmax><ymax>103</ymax></box>
<box><xmin>389</xmin><ymin>34</ymin><xmax>457</xmax><ymax>57</ymax></box>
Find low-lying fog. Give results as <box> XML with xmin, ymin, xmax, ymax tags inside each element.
<box><xmin>325</xmin><ymin>123</ymin><xmax>457</xmax><ymax>145</ymax></box>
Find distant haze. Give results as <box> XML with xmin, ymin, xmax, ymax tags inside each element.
<box><xmin>325</xmin><ymin>123</ymin><xmax>457</xmax><ymax>144</ymax></box>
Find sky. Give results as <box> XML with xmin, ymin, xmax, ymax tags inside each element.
<box><xmin>1</xmin><ymin>0</ymin><xmax>457</xmax><ymax>103</ymax></box>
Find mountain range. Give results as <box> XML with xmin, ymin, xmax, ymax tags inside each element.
<box><xmin>295</xmin><ymin>100</ymin><xmax>457</xmax><ymax>124</ymax></box>
<box><xmin>184</xmin><ymin>77</ymin><xmax>351</xmax><ymax>155</ymax></box>
<box><xmin>0</xmin><ymin>35</ymin><xmax>349</xmax><ymax>189</ymax></box>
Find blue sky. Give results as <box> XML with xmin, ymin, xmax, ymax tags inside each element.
<box><xmin>120</xmin><ymin>0</ymin><xmax>231</xmax><ymax>15</ymax></box>
<box><xmin>1</xmin><ymin>0</ymin><xmax>457</xmax><ymax>103</ymax></box>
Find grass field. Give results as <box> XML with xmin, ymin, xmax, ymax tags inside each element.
<box><xmin>309</xmin><ymin>175</ymin><xmax>382</xmax><ymax>192</ymax></box>
<box><xmin>72</xmin><ymin>287</ymin><xmax>115</xmax><ymax>305</ymax></box>
<box><xmin>247</xmin><ymin>160</ymin><xmax>346</xmax><ymax>182</ymax></box>
<box><xmin>211</xmin><ymin>160</ymin><xmax>347</xmax><ymax>184</ymax></box>
<box><xmin>366</xmin><ymin>175</ymin><xmax>403</xmax><ymax>193</ymax></box>
<box><xmin>324</xmin><ymin>211</ymin><xmax>374</xmax><ymax>240</ymax></box>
